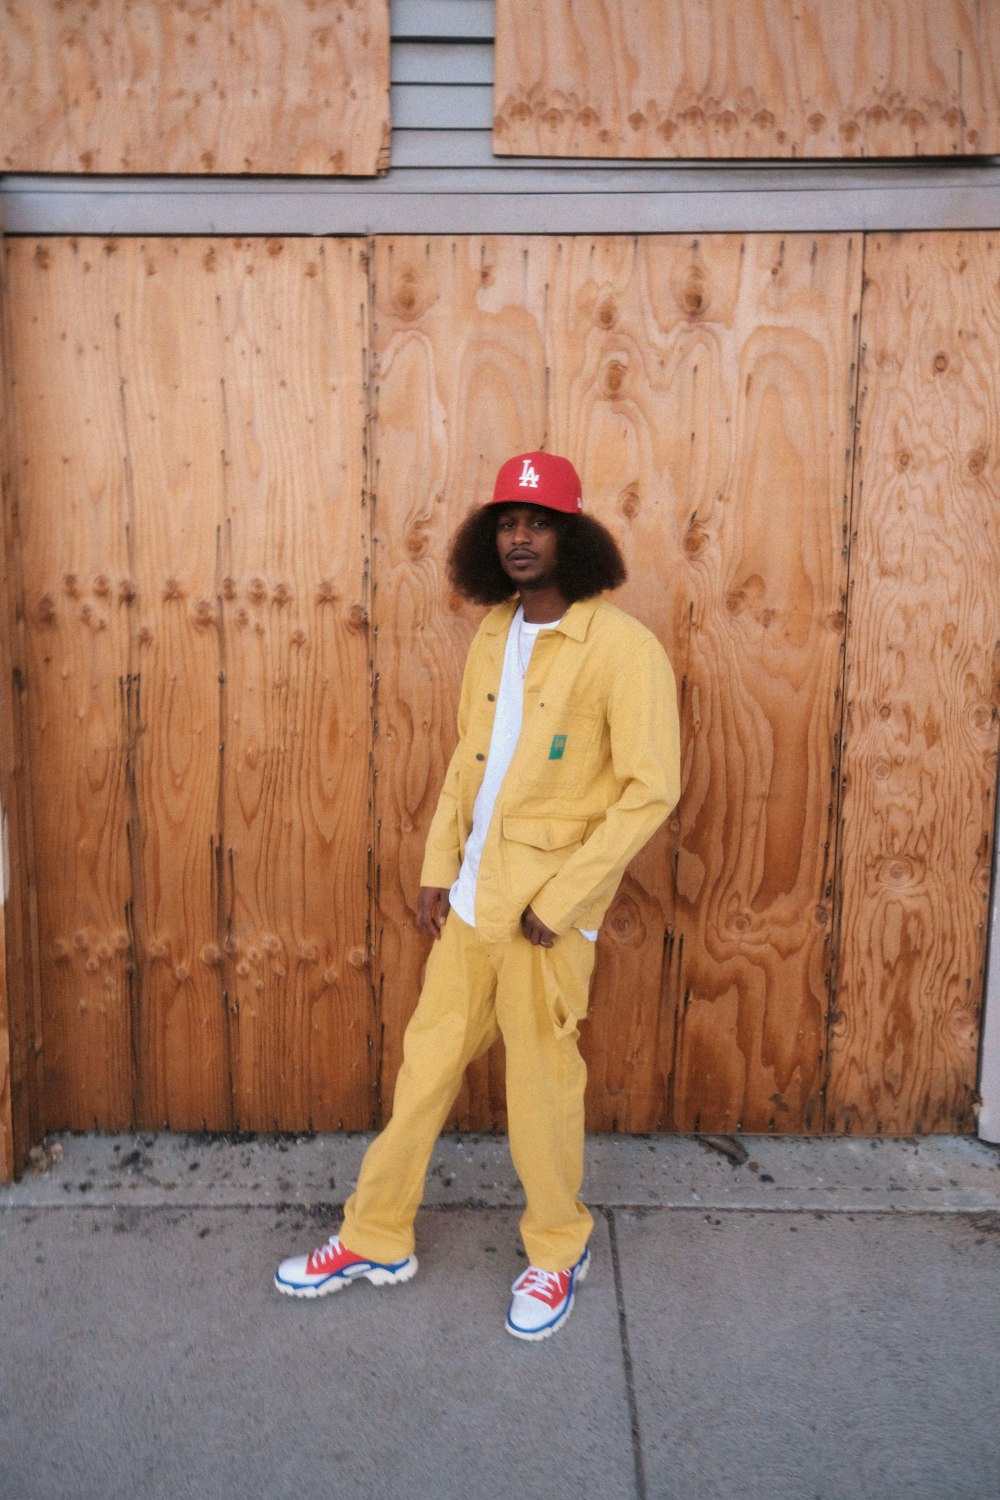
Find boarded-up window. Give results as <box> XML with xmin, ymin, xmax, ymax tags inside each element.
<box><xmin>0</xmin><ymin>0</ymin><xmax>390</xmax><ymax>175</ymax></box>
<box><xmin>494</xmin><ymin>0</ymin><xmax>1000</xmax><ymax>159</ymax></box>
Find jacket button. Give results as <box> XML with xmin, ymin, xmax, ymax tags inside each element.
<box><xmin>487</xmin><ymin>693</ymin><xmax>495</xmax><ymax>702</ymax></box>
<box><xmin>476</xmin><ymin>753</ymin><xmax>486</xmax><ymax>761</ymax></box>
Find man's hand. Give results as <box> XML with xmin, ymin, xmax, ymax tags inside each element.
<box><xmin>521</xmin><ymin>905</ymin><xmax>557</xmax><ymax>948</ymax></box>
<box><xmin>416</xmin><ymin>886</ymin><xmax>451</xmax><ymax>940</ymax></box>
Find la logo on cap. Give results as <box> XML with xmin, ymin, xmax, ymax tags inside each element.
<box><xmin>518</xmin><ymin>459</ymin><xmax>541</xmax><ymax>489</ymax></box>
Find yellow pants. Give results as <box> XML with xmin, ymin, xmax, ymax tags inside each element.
<box><xmin>341</xmin><ymin>912</ymin><xmax>596</xmax><ymax>1273</ymax></box>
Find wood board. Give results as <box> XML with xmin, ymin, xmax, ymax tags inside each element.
<box><xmin>494</xmin><ymin>0</ymin><xmax>1000</xmax><ymax>160</ymax></box>
<box><xmin>0</xmin><ymin>0</ymin><xmax>390</xmax><ymax>175</ymax></box>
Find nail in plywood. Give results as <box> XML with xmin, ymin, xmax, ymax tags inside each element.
<box><xmin>494</xmin><ymin>0</ymin><xmax>1000</xmax><ymax>160</ymax></box>
<box><xmin>0</xmin><ymin>0</ymin><xmax>391</xmax><ymax>176</ymax></box>
<box><xmin>829</xmin><ymin>233</ymin><xmax>1000</xmax><ymax>1134</ymax></box>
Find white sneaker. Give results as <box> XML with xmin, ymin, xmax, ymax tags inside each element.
<box><xmin>275</xmin><ymin>1233</ymin><xmax>418</xmax><ymax>1299</ymax></box>
<box><xmin>505</xmin><ymin>1246</ymin><xmax>590</xmax><ymax>1340</ymax></box>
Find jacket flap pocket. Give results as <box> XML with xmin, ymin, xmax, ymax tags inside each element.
<box><xmin>502</xmin><ymin>815</ymin><xmax>587</xmax><ymax>851</ymax></box>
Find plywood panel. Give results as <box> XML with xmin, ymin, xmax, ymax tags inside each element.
<box><xmin>114</xmin><ymin>241</ymin><xmax>229</xmax><ymax>1128</ymax></box>
<box><xmin>0</xmin><ymin>0</ymin><xmax>390</xmax><ymax>175</ymax></box>
<box><xmin>494</xmin><ymin>0</ymin><xmax>1000</xmax><ymax>160</ymax></box>
<box><xmin>219</xmin><ymin>238</ymin><xmax>373</xmax><ymax>1131</ymax></box>
<box><xmin>548</xmin><ymin>235</ymin><xmax>861</xmax><ymax>1132</ymax></box>
<box><xmin>374</xmin><ymin>234</ymin><xmax>861</xmax><ymax>1134</ymax></box>
<box><xmin>8</xmin><ymin>238</ymin><xmax>135</xmax><ymax>1130</ymax></box>
<box><xmin>0</xmin><ymin>210</ymin><xmax>44</xmax><ymax>1177</ymax></box>
<box><xmin>9</xmin><ymin>235</ymin><xmax>373</xmax><ymax>1138</ymax></box>
<box><xmin>371</xmin><ymin>238</ymin><xmax>551</xmax><ymax>1129</ymax></box>
<box><xmin>829</xmin><ymin>233</ymin><xmax>1000</xmax><ymax>1134</ymax></box>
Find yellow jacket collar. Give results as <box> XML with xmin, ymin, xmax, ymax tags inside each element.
<box><xmin>482</xmin><ymin>596</ymin><xmax>600</xmax><ymax>642</ymax></box>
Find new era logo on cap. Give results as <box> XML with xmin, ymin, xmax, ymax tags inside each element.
<box><xmin>488</xmin><ymin>452</ymin><xmax>584</xmax><ymax>515</ymax></box>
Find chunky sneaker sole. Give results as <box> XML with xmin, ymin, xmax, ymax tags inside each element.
<box><xmin>505</xmin><ymin>1246</ymin><xmax>590</xmax><ymax>1342</ymax></box>
<box><xmin>275</xmin><ymin>1242</ymin><xmax>418</xmax><ymax>1299</ymax></box>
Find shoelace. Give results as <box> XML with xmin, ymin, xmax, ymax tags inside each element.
<box><xmin>513</xmin><ymin>1266</ymin><xmax>568</xmax><ymax>1302</ymax></box>
<box><xmin>310</xmin><ymin>1235</ymin><xmax>343</xmax><ymax>1266</ymax></box>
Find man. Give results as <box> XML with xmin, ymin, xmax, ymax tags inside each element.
<box><xmin>276</xmin><ymin>452</ymin><xmax>680</xmax><ymax>1340</ymax></box>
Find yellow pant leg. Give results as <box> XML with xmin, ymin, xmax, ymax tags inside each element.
<box><xmin>492</xmin><ymin>930</ymin><xmax>596</xmax><ymax>1272</ymax></box>
<box><xmin>340</xmin><ymin>914</ymin><xmax>500</xmax><ymax>1263</ymax></box>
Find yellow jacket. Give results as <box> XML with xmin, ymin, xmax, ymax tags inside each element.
<box><xmin>420</xmin><ymin>596</ymin><xmax>681</xmax><ymax>943</ymax></box>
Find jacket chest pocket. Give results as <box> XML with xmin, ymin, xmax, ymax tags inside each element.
<box><xmin>516</xmin><ymin>705</ymin><xmax>603</xmax><ymax>798</ymax></box>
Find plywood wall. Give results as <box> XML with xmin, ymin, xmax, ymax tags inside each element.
<box><xmin>2</xmin><ymin>230</ymin><xmax>998</xmax><ymax>1154</ymax></box>
<box><xmin>7</xmin><ymin>236</ymin><xmax>373</xmax><ymax>1133</ymax></box>
<box><xmin>494</xmin><ymin>0</ymin><xmax>1000</xmax><ymax>159</ymax></box>
<box><xmin>0</xmin><ymin>1</ymin><xmax>390</xmax><ymax>175</ymax></box>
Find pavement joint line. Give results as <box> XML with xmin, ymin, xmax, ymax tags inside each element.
<box><xmin>3</xmin><ymin>1198</ymin><xmax>1000</xmax><ymax>1216</ymax></box>
<box><xmin>607</xmin><ymin>1208</ymin><xmax>647</xmax><ymax>1500</ymax></box>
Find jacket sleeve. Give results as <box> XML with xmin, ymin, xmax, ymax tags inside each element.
<box><xmin>529</xmin><ymin>636</ymin><xmax>681</xmax><ymax>936</ymax></box>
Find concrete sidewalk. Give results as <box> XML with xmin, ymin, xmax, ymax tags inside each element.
<box><xmin>1</xmin><ymin>1132</ymin><xmax>998</xmax><ymax>1500</ymax></box>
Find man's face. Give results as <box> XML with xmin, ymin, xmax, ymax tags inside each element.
<box><xmin>495</xmin><ymin>505</ymin><xmax>560</xmax><ymax>589</ymax></box>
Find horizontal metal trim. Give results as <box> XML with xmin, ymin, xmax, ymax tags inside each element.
<box><xmin>3</xmin><ymin>183</ymin><xmax>998</xmax><ymax>236</ymax></box>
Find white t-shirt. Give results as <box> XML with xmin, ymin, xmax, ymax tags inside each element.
<box><xmin>449</xmin><ymin>606</ymin><xmax>597</xmax><ymax>941</ymax></box>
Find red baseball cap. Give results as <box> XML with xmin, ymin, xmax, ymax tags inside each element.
<box><xmin>487</xmin><ymin>451</ymin><xmax>583</xmax><ymax>515</ymax></box>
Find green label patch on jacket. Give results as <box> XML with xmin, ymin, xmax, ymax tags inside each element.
<box><xmin>549</xmin><ymin>734</ymin><xmax>568</xmax><ymax>760</ymax></box>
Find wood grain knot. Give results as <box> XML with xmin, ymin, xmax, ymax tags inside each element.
<box><xmin>347</xmin><ymin>604</ymin><xmax>368</xmax><ymax>630</ymax></box>
<box><xmin>148</xmin><ymin>939</ymin><xmax>167</xmax><ymax>959</ymax></box>
<box><xmin>193</xmin><ymin>598</ymin><xmax>215</xmax><ymax>628</ymax></box>
<box><xmin>118</xmin><ymin>579</ymin><xmax>136</xmax><ymax>604</ymax></box>
<box><xmin>222</xmin><ymin>577</ymin><xmax>237</xmax><ymax>600</ymax></box>
<box><xmin>291</xmin><ymin>627</ymin><xmax>307</xmax><ymax>647</ymax></box>
<box><xmin>317</xmin><ymin>579</ymin><xmax>339</xmax><ymax>604</ymax></box>
<box><xmin>718</xmin><ymin>110</ymin><xmax>738</xmax><ymax>133</ymax></box>
<box><xmin>298</xmin><ymin>943</ymin><xmax>319</xmax><ymax>963</ymax></box>
<box><xmin>200</xmin><ymin>945</ymin><xmax>223</xmax><ymax>967</ymax></box>
<box><xmin>606</xmin><ymin>893</ymin><xmax>646</xmax><ymax>946</ymax></box>
<box><xmin>967</xmin><ymin>449</ymin><xmax>987</xmax><ymax>476</ymax></box>
<box><xmin>322</xmin><ymin>968</ymin><xmax>339</xmax><ymax>987</ymax></box>
<box><xmin>873</xmin><ymin>759</ymin><xmax>892</xmax><ymax>781</ymax></box>
<box><xmin>731</xmin><ymin>913</ymin><xmax>751</xmax><ymax>934</ymax></box>
<box><xmin>348</xmin><ymin>947</ymin><xmax>367</xmax><ymax>969</ymax></box>
<box><xmin>163</xmin><ymin>578</ymin><xmax>184</xmax><ymax>602</ymax></box>
<box><xmin>272</xmin><ymin>582</ymin><xmax>292</xmax><ymax>606</ymax></box>
<box><xmin>814</xmin><ymin>907</ymin><xmax>829</xmax><ymax>928</ymax></box>
<box><xmin>405</xmin><ymin>526</ymin><xmax>429</xmax><ymax>558</ymax></box>
<box><xmin>683</xmin><ymin>524</ymin><xmax>710</xmax><ymax>559</ymax></box>
<box><xmin>577</xmin><ymin>108</ymin><xmax>599</xmax><ymax>129</ymax></box>
<box><xmin>51</xmin><ymin>939</ymin><xmax>70</xmax><ymax>961</ymax></box>
<box><xmin>896</xmin><ymin>449</ymin><xmax>911</xmax><ymax>470</ymax></box>
<box><xmin>933</xmin><ymin>351</ymin><xmax>949</xmax><ymax>373</ymax></box>
<box><xmin>618</xmin><ymin>485</ymin><xmax>640</xmax><ymax>520</ymax></box>
<box><xmin>248</xmin><ymin>577</ymin><xmax>268</xmax><ymax>604</ymax></box>
<box><xmin>63</xmin><ymin>574</ymin><xmax>79</xmax><ymax>599</ymax></box>
<box><xmin>596</xmin><ymin>296</ymin><xmax>617</xmax><ymax>328</ymax></box>
<box><xmin>681</xmin><ymin>279</ymin><xmax>706</xmax><ymax>316</ymax></box>
<box><xmin>543</xmin><ymin>107</ymin><xmax>564</xmax><ymax>129</ymax></box>
<box><xmin>601</xmin><ymin>358</ymin><xmax>628</xmax><ymax>398</ymax></box>
<box><xmin>753</xmin><ymin>110</ymin><xmax>775</xmax><ymax>130</ymax></box>
<box><xmin>36</xmin><ymin>594</ymin><xmax>56</xmax><ymax>626</ymax></box>
<box><xmin>879</xmin><ymin>856</ymin><xmax>918</xmax><ymax>889</ymax></box>
<box><xmin>393</xmin><ymin>269</ymin><xmax>420</xmax><ymax>317</ymax></box>
<box><xmin>807</xmin><ymin>113</ymin><xmax>826</xmax><ymax>134</ymax></box>
<box><xmin>173</xmin><ymin>965</ymin><xmax>190</xmax><ymax>983</ymax></box>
